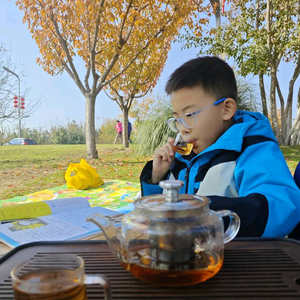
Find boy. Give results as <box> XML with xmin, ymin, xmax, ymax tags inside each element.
<box><xmin>140</xmin><ymin>56</ymin><xmax>300</xmax><ymax>238</ymax></box>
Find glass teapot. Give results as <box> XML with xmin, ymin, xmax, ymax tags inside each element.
<box><xmin>87</xmin><ymin>180</ymin><xmax>240</xmax><ymax>287</ymax></box>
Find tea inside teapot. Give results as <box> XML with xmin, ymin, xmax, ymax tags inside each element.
<box><xmin>87</xmin><ymin>180</ymin><xmax>240</xmax><ymax>287</ymax></box>
<box><xmin>121</xmin><ymin>240</ymin><xmax>223</xmax><ymax>287</ymax></box>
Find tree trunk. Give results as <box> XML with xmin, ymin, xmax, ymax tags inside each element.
<box><xmin>270</xmin><ymin>68</ymin><xmax>283</xmax><ymax>144</ymax></box>
<box><xmin>274</xmin><ymin>76</ymin><xmax>287</xmax><ymax>143</ymax></box>
<box><xmin>296</xmin><ymin>128</ymin><xmax>300</xmax><ymax>145</ymax></box>
<box><xmin>123</xmin><ymin>108</ymin><xmax>129</xmax><ymax>148</ymax></box>
<box><xmin>291</xmin><ymin>120</ymin><xmax>300</xmax><ymax>146</ymax></box>
<box><xmin>266</xmin><ymin>0</ymin><xmax>282</xmax><ymax>143</ymax></box>
<box><xmin>256</xmin><ymin>2</ymin><xmax>269</xmax><ymax>118</ymax></box>
<box><xmin>285</xmin><ymin>104</ymin><xmax>293</xmax><ymax>145</ymax></box>
<box><xmin>291</xmin><ymin>121</ymin><xmax>299</xmax><ymax>145</ymax></box>
<box><xmin>296</xmin><ymin>86</ymin><xmax>300</xmax><ymax>145</ymax></box>
<box><xmin>259</xmin><ymin>73</ymin><xmax>268</xmax><ymax>117</ymax></box>
<box><xmin>284</xmin><ymin>86</ymin><xmax>300</xmax><ymax>145</ymax></box>
<box><xmin>85</xmin><ymin>94</ymin><xmax>98</xmax><ymax>159</ymax></box>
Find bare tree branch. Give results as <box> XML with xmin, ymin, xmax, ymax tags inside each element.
<box><xmin>104</xmin><ymin>88</ymin><xmax>119</xmax><ymax>101</ymax></box>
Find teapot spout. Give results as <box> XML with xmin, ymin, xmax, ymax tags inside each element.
<box><xmin>87</xmin><ymin>213</ymin><xmax>123</xmax><ymax>262</ymax></box>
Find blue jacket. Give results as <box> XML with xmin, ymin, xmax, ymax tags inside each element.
<box><xmin>128</xmin><ymin>122</ymin><xmax>132</xmax><ymax>134</ymax></box>
<box><xmin>140</xmin><ymin>111</ymin><xmax>300</xmax><ymax>238</ymax></box>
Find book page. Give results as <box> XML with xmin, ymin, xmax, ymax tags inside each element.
<box><xmin>0</xmin><ymin>202</ymin><xmax>52</xmax><ymax>221</ymax></box>
<box><xmin>0</xmin><ymin>197</ymin><xmax>90</xmax><ymax>222</ymax></box>
<box><xmin>0</xmin><ymin>206</ymin><xmax>121</xmax><ymax>248</ymax></box>
<box><xmin>44</xmin><ymin>197</ymin><xmax>90</xmax><ymax>214</ymax></box>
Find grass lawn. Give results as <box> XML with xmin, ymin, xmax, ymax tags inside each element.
<box><xmin>280</xmin><ymin>146</ymin><xmax>300</xmax><ymax>172</ymax></box>
<box><xmin>0</xmin><ymin>144</ymin><xmax>151</xmax><ymax>200</ymax></box>
<box><xmin>0</xmin><ymin>144</ymin><xmax>299</xmax><ymax>201</ymax></box>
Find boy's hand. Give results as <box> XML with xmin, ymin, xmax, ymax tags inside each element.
<box><xmin>151</xmin><ymin>137</ymin><xmax>175</xmax><ymax>183</ymax></box>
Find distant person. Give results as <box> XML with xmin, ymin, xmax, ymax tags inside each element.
<box><xmin>128</xmin><ymin>121</ymin><xmax>132</xmax><ymax>144</ymax></box>
<box><xmin>114</xmin><ymin>120</ymin><xmax>123</xmax><ymax>144</ymax></box>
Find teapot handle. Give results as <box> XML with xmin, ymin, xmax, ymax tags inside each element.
<box><xmin>215</xmin><ymin>210</ymin><xmax>241</xmax><ymax>244</ymax></box>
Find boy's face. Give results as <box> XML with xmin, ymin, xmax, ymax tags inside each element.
<box><xmin>170</xmin><ymin>86</ymin><xmax>235</xmax><ymax>154</ymax></box>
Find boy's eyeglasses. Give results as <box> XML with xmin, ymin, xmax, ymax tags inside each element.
<box><xmin>167</xmin><ymin>97</ymin><xmax>227</xmax><ymax>133</ymax></box>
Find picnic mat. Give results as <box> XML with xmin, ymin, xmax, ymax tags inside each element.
<box><xmin>0</xmin><ymin>180</ymin><xmax>141</xmax><ymax>214</ymax></box>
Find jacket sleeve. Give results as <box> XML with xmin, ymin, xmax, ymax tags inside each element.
<box><xmin>210</xmin><ymin>141</ymin><xmax>300</xmax><ymax>238</ymax></box>
<box><xmin>209</xmin><ymin>193</ymin><xmax>268</xmax><ymax>237</ymax></box>
<box><xmin>140</xmin><ymin>160</ymin><xmax>170</xmax><ymax>196</ymax></box>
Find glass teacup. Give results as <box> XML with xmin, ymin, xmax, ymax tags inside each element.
<box><xmin>173</xmin><ymin>133</ymin><xmax>194</xmax><ymax>155</ymax></box>
<box><xmin>11</xmin><ymin>254</ymin><xmax>112</xmax><ymax>300</ymax></box>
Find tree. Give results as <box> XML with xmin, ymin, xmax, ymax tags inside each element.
<box><xmin>97</xmin><ymin>117</ymin><xmax>117</xmax><ymax>144</ymax></box>
<box><xmin>130</xmin><ymin>96</ymin><xmax>155</xmax><ymax>126</ymax></box>
<box><xmin>16</xmin><ymin>0</ymin><xmax>209</xmax><ymax>158</ymax></box>
<box><xmin>50</xmin><ymin>125</ymin><xmax>68</xmax><ymax>144</ymax></box>
<box><xmin>66</xmin><ymin>120</ymin><xmax>85</xmax><ymax>144</ymax></box>
<box><xmin>0</xmin><ymin>44</ymin><xmax>16</xmax><ymax>122</ymax></box>
<box><xmin>49</xmin><ymin>120</ymin><xmax>85</xmax><ymax>144</ymax></box>
<box><xmin>182</xmin><ymin>0</ymin><xmax>300</xmax><ymax>145</ymax></box>
<box><xmin>0</xmin><ymin>44</ymin><xmax>40</xmax><ymax>129</ymax></box>
<box><xmin>104</xmin><ymin>39</ymin><xmax>172</xmax><ymax>147</ymax></box>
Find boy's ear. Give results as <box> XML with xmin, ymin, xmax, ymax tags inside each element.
<box><xmin>223</xmin><ymin>98</ymin><xmax>236</xmax><ymax>121</ymax></box>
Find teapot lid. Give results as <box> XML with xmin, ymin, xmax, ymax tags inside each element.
<box><xmin>134</xmin><ymin>180</ymin><xmax>209</xmax><ymax>218</ymax></box>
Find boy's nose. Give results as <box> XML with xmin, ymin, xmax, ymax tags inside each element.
<box><xmin>179</xmin><ymin>125</ymin><xmax>191</xmax><ymax>135</ymax></box>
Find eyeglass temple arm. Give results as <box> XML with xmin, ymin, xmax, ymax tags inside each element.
<box><xmin>214</xmin><ymin>97</ymin><xmax>227</xmax><ymax>105</ymax></box>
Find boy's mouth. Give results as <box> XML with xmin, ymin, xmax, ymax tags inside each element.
<box><xmin>186</xmin><ymin>140</ymin><xmax>196</xmax><ymax>148</ymax></box>
<box><xmin>187</xmin><ymin>140</ymin><xmax>197</xmax><ymax>148</ymax></box>
<box><xmin>181</xmin><ymin>136</ymin><xmax>196</xmax><ymax>148</ymax></box>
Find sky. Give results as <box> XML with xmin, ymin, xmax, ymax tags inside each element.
<box><xmin>0</xmin><ymin>1</ymin><xmax>298</xmax><ymax>130</ymax></box>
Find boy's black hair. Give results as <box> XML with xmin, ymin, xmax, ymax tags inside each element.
<box><xmin>165</xmin><ymin>56</ymin><xmax>237</xmax><ymax>101</ymax></box>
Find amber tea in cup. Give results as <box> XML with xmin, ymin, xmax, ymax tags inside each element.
<box><xmin>11</xmin><ymin>254</ymin><xmax>112</xmax><ymax>300</ymax></box>
<box><xmin>173</xmin><ymin>133</ymin><xmax>193</xmax><ymax>155</ymax></box>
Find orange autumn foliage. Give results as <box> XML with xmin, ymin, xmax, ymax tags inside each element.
<box><xmin>15</xmin><ymin>0</ymin><xmax>209</xmax><ymax>157</ymax></box>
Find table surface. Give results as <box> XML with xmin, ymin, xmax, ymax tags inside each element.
<box><xmin>0</xmin><ymin>233</ymin><xmax>105</xmax><ymax>257</ymax></box>
<box><xmin>1</xmin><ymin>238</ymin><xmax>300</xmax><ymax>300</ymax></box>
<box><xmin>0</xmin><ymin>242</ymin><xmax>10</xmax><ymax>257</ymax></box>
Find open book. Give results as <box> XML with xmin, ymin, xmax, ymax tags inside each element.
<box><xmin>0</xmin><ymin>197</ymin><xmax>95</xmax><ymax>222</ymax></box>
<box><xmin>0</xmin><ymin>197</ymin><xmax>123</xmax><ymax>248</ymax></box>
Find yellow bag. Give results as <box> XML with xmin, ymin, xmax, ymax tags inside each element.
<box><xmin>65</xmin><ymin>158</ymin><xmax>104</xmax><ymax>190</ymax></box>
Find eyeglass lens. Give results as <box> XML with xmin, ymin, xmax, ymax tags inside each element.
<box><xmin>168</xmin><ymin>115</ymin><xmax>196</xmax><ymax>132</ymax></box>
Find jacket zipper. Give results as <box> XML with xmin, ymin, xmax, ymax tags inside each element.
<box><xmin>185</xmin><ymin>159</ymin><xmax>198</xmax><ymax>194</ymax></box>
<box><xmin>185</xmin><ymin>171</ymin><xmax>189</xmax><ymax>193</ymax></box>
<box><xmin>174</xmin><ymin>157</ymin><xmax>200</xmax><ymax>194</ymax></box>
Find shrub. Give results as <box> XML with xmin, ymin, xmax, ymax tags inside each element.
<box><xmin>135</xmin><ymin>99</ymin><xmax>174</xmax><ymax>156</ymax></box>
